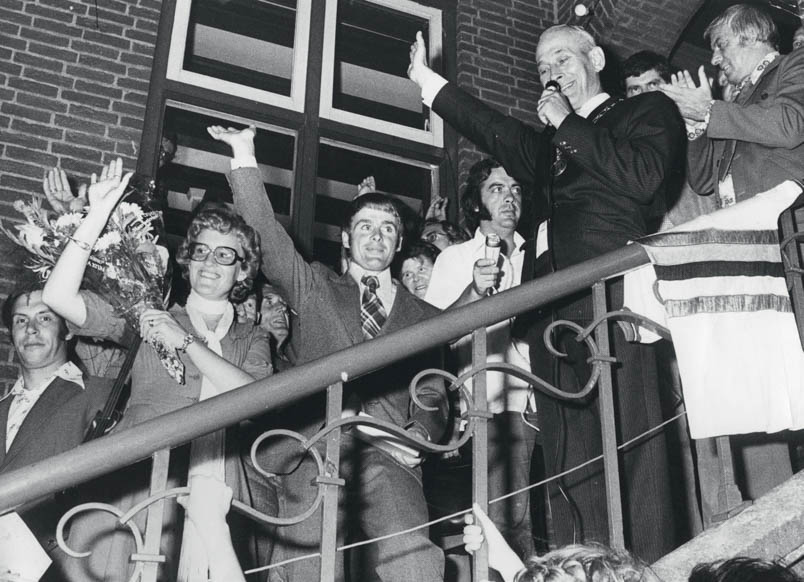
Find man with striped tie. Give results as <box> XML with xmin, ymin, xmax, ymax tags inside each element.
<box><xmin>212</xmin><ymin>125</ymin><xmax>448</xmax><ymax>582</ymax></box>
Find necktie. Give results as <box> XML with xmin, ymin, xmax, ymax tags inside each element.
<box><xmin>361</xmin><ymin>275</ymin><xmax>387</xmax><ymax>339</ymax></box>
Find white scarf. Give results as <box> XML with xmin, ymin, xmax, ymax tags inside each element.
<box><xmin>177</xmin><ymin>290</ymin><xmax>235</xmax><ymax>582</ymax></box>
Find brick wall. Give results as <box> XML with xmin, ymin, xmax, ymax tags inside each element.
<box><xmin>0</xmin><ymin>0</ymin><xmax>159</xmax><ymax>390</ymax></box>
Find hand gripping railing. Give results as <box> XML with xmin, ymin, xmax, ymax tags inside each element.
<box><xmin>0</xmin><ymin>243</ymin><xmax>652</xmax><ymax>582</ymax></box>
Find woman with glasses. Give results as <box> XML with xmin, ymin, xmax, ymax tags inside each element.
<box><xmin>420</xmin><ymin>218</ymin><xmax>470</xmax><ymax>251</ymax></box>
<box><xmin>42</xmin><ymin>158</ymin><xmax>272</xmax><ymax>582</ymax></box>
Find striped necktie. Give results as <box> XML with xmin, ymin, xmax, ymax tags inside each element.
<box><xmin>360</xmin><ymin>275</ymin><xmax>387</xmax><ymax>339</ymax></box>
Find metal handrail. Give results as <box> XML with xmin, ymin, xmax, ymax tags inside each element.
<box><xmin>0</xmin><ymin>243</ymin><xmax>649</xmax><ymax>514</ymax></box>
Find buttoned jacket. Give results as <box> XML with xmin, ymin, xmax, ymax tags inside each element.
<box><xmin>688</xmin><ymin>49</ymin><xmax>804</xmax><ymax>203</ymax></box>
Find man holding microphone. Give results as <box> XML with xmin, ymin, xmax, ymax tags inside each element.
<box><xmin>409</xmin><ymin>25</ymin><xmax>684</xmax><ymax>560</ymax></box>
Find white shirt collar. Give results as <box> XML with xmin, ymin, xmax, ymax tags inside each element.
<box><xmin>348</xmin><ymin>261</ymin><xmax>393</xmax><ymax>290</ymax></box>
<box><xmin>577</xmin><ymin>92</ymin><xmax>611</xmax><ymax>119</ymax></box>
<box><xmin>12</xmin><ymin>361</ymin><xmax>85</xmax><ymax>396</ymax></box>
<box><xmin>472</xmin><ymin>228</ymin><xmax>527</xmax><ymax>255</ymax></box>
<box><xmin>748</xmin><ymin>51</ymin><xmax>779</xmax><ymax>85</ymax></box>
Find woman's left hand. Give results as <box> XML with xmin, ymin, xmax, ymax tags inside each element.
<box><xmin>140</xmin><ymin>308</ymin><xmax>188</xmax><ymax>350</ymax></box>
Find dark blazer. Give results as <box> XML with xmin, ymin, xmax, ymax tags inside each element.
<box><xmin>431</xmin><ymin>84</ymin><xmax>684</xmax><ymax>273</ymax></box>
<box><xmin>230</xmin><ymin>168</ymin><xmax>448</xmax><ymax>443</ymax></box>
<box><xmin>0</xmin><ymin>374</ymin><xmax>111</xmax><ymax>550</ymax></box>
<box><xmin>688</xmin><ymin>49</ymin><xmax>804</xmax><ymax>203</ymax></box>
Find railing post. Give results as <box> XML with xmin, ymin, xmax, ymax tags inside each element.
<box><xmin>471</xmin><ymin>326</ymin><xmax>490</xmax><ymax>582</ymax></box>
<box><xmin>136</xmin><ymin>448</ymin><xmax>170</xmax><ymax>582</ymax></box>
<box><xmin>591</xmin><ymin>282</ymin><xmax>625</xmax><ymax>550</ymax></box>
<box><xmin>318</xmin><ymin>381</ymin><xmax>345</xmax><ymax>582</ymax></box>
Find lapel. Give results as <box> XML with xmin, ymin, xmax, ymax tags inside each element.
<box><xmin>720</xmin><ymin>56</ymin><xmax>781</xmax><ymax>180</ymax></box>
<box><xmin>381</xmin><ymin>284</ymin><xmax>423</xmax><ymax>335</ymax></box>
<box><xmin>1</xmin><ymin>377</ymin><xmax>83</xmax><ymax>470</ymax></box>
<box><xmin>0</xmin><ymin>393</ymin><xmax>12</xmax><ymax>467</ymax></box>
<box><xmin>332</xmin><ymin>272</ymin><xmax>365</xmax><ymax>346</ymax></box>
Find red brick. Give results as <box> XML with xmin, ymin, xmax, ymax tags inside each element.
<box><xmin>16</xmin><ymin>93</ymin><xmax>69</xmax><ymax>114</ymax></box>
<box><xmin>75</xmin><ymin>79</ymin><xmax>123</xmax><ymax>99</ymax></box>
<box><xmin>127</xmin><ymin>66</ymin><xmax>151</xmax><ymax>80</ymax></box>
<box><xmin>125</xmin><ymin>28</ymin><xmax>157</xmax><ymax>45</ymax></box>
<box><xmin>22</xmin><ymin>66</ymin><xmax>74</xmax><ymax>88</ymax></box>
<box><xmin>28</xmin><ymin>41</ymin><xmax>78</xmax><ymax>63</ymax></box>
<box><xmin>128</xmin><ymin>5</ymin><xmax>160</xmax><ymax>21</ymax></box>
<box><xmin>0</xmin><ymin>7</ymin><xmax>32</xmax><ymax>26</ymax></box>
<box><xmin>61</xmin><ymin>89</ymin><xmax>112</xmax><ymax>110</ymax></box>
<box><xmin>131</xmin><ymin>41</ymin><xmax>156</xmax><ymax>56</ymax></box>
<box><xmin>116</xmin><ymin>76</ymin><xmax>149</xmax><ymax>93</ymax></box>
<box><xmin>8</xmin><ymin>76</ymin><xmax>60</xmax><ymax>98</ymax></box>
<box><xmin>65</xmin><ymin>64</ymin><xmax>115</xmax><ymax>84</ymax></box>
<box><xmin>33</xmin><ymin>16</ymin><xmax>82</xmax><ymax>37</ymax></box>
<box><xmin>0</xmin><ymin>102</ymin><xmax>52</xmax><ymax>124</ymax></box>
<box><xmin>10</xmin><ymin>118</ymin><xmax>63</xmax><ymax>140</ymax></box>
<box><xmin>0</xmin><ymin>60</ymin><xmax>22</xmax><ymax>76</ymax></box>
<box><xmin>52</xmin><ymin>142</ymin><xmax>104</xmax><ymax>163</ymax></box>
<box><xmin>120</xmin><ymin>116</ymin><xmax>144</xmax><ymax>130</ymax></box>
<box><xmin>108</xmin><ymin>126</ymin><xmax>141</xmax><ymax>141</ymax></box>
<box><xmin>23</xmin><ymin>3</ymin><xmax>76</xmax><ymax>23</ymax></box>
<box><xmin>4</xmin><ymin>146</ymin><xmax>59</xmax><ymax>168</ymax></box>
<box><xmin>133</xmin><ymin>17</ymin><xmax>158</xmax><ymax>33</ymax></box>
<box><xmin>115</xmin><ymin>140</ymin><xmax>138</xmax><ymax>157</ymax></box>
<box><xmin>0</xmin><ymin>19</ymin><xmax>20</xmax><ymax>35</ymax></box>
<box><xmin>64</xmin><ymin>131</ymin><xmax>116</xmax><ymax>152</ymax></box>
<box><xmin>138</xmin><ymin>0</ymin><xmax>162</xmax><ymax>12</ymax></box>
<box><xmin>0</xmin><ymin>166</ymin><xmax>45</xmax><ymax>187</ymax></box>
<box><xmin>82</xmin><ymin>29</ymin><xmax>131</xmax><ymax>51</ymax></box>
<box><xmin>122</xmin><ymin>91</ymin><xmax>147</xmax><ymax>106</ymax></box>
<box><xmin>0</xmin><ymin>131</ymin><xmax>49</xmax><ymax>151</ymax></box>
<box><xmin>75</xmin><ymin>16</ymin><xmax>124</xmax><ymax>37</ymax></box>
<box><xmin>77</xmin><ymin>53</ymin><xmax>126</xmax><ymax>75</ymax></box>
<box><xmin>58</xmin><ymin>157</ymin><xmax>103</xmax><ymax>178</ymax></box>
<box><xmin>54</xmin><ymin>114</ymin><xmax>108</xmax><ymax>136</ymax></box>
<box><xmin>0</xmin><ymin>33</ymin><xmax>27</xmax><ymax>51</ymax></box>
<box><xmin>67</xmin><ymin>103</ymin><xmax>119</xmax><ymax>125</ymax></box>
<box><xmin>70</xmin><ymin>39</ymin><xmax>119</xmax><ymax>60</ymax></box>
<box><xmin>120</xmin><ymin>52</ymin><xmax>152</xmax><ymax>68</ymax></box>
<box><xmin>95</xmin><ymin>8</ymin><xmax>135</xmax><ymax>26</ymax></box>
<box><xmin>0</xmin><ymin>88</ymin><xmax>12</xmax><ymax>101</ymax></box>
<box><xmin>20</xmin><ymin>26</ymin><xmax>72</xmax><ymax>47</ymax></box>
<box><xmin>112</xmin><ymin>101</ymin><xmax>146</xmax><ymax>117</ymax></box>
<box><xmin>14</xmin><ymin>51</ymin><xmax>64</xmax><ymax>72</ymax></box>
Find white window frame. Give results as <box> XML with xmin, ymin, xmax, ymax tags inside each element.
<box><xmin>319</xmin><ymin>0</ymin><xmax>444</xmax><ymax>147</ymax></box>
<box><xmin>167</xmin><ymin>0</ymin><xmax>311</xmax><ymax>113</ymax></box>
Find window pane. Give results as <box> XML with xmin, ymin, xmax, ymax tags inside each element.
<box><xmin>332</xmin><ymin>0</ymin><xmax>430</xmax><ymax>129</ymax></box>
<box><xmin>159</xmin><ymin>105</ymin><xmax>295</xmax><ymax>240</ymax></box>
<box><xmin>183</xmin><ymin>0</ymin><xmax>297</xmax><ymax>96</ymax></box>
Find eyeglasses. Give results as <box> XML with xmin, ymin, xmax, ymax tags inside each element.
<box><xmin>188</xmin><ymin>242</ymin><xmax>244</xmax><ymax>266</ymax></box>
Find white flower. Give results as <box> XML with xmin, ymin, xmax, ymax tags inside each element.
<box><xmin>94</xmin><ymin>230</ymin><xmax>122</xmax><ymax>252</ymax></box>
<box><xmin>54</xmin><ymin>212</ymin><xmax>83</xmax><ymax>230</ymax></box>
<box><xmin>116</xmin><ymin>202</ymin><xmax>144</xmax><ymax>220</ymax></box>
<box><xmin>16</xmin><ymin>223</ymin><xmax>47</xmax><ymax>253</ymax></box>
<box><xmin>105</xmin><ymin>264</ymin><xmax>119</xmax><ymax>280</ymax></box>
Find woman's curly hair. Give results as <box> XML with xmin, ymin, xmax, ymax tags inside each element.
<box><xmin>175</xmin><ymin>202</ymin><xmax>261</xmax><ymax>303</ymax></box>
<box><xmin>516</xmin><ymin>544</ymin><xmax>649</xmax><ymax>582</ymax></box>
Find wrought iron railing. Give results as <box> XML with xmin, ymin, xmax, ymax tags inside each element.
<box><xmin>0</xmin><ymin>243</ymin><xmax>678</xmax><ymax>582</ymax></box>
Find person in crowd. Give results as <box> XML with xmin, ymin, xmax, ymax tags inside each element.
<box><xmin>408</xmin><ymin>25</ymin><xmax>682</xmax><ymax>560</ymax></box>
<box><xmin>689</xmin><ymin>557</ymin><xmax>803</xmax><ymax>582</ymax></box>
<box><xmin>210</xmin><ymin>125</ymin><xmax>448</xmax><ymax>582</ymax></box>
<box><xmin>41</xmin><ymin>158</ymin><xmax>273</xmax><ymax>581</ymax></box>
<box><xmin>421</xmin><ymin>218</ymin><xmax>470</xmax><ymax>251</ymax></box>
<box><xmin>396</xmin><ymin>240</ymin><xmax>440</xmax><ymax>299</ymax></box>
<box><xmin>256</xmin><ymin>283</ymin><xmax>296</xmax><ymax>372</ymax></box>
<box><xmin>794</xmin><ymin>25</ymin><xmax>804</xmax><ymax>50</ymax></box>
<box><xmin>622</xmin><ymin>50</ymin><xmax>671</xmax><ymax>97</ymax></box>
<box><xmin>660</xmin><ymin>3</ymin><xmax>804</xmax><ymax>209</ymax></box>
<box><xmin>425</xmin><ymin>158</ymin><xmax>537</xmax><ymax>557</ymax></box>
<box><xmin>463</xmin><ymin>504</ymin><xmax>654</xmax><ymax>582</ymax></box>
<box><xmin>0</xmin><ymin>282</ymin><xmax>111</xmax><ymax>582</ymax></box>
<box><xmin>623</xmin><ymin>50</ymin><xmax>718</xmax><ymax>229</ymax></box>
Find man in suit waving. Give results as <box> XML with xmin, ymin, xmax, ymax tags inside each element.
<box><xmin>210</xmin><ymin>126</ymin><xmax>447</xmax><ymax>582</ymax></box>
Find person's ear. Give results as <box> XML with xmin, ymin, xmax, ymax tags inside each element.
<box><xmin>64</xmin><ymin>330</ymin><xmax>74</xmax><ymax>341</ymax></box>
<box><xmin>236</xmin><ymin>267</ymin><xmax>248</xmax><ymax>282</ymax></box>
<box><xmin>341</xmin><ymin>230</ymin><xmax>351</xmax><ymax>250</ymax></box>
<box><xmin>589</xmin><ymin>46</ymin><xmax>605</xmax><ymax>72</ymax></box>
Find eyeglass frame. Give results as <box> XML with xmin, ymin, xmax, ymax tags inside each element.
<box><xmin>187</xmin><ymin>242</ymin><xmax>245</xmax><ymax>266</ymax></box>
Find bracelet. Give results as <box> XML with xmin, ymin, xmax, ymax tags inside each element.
<box><xmin>68</xmin><ymin>236</ymin><xmax>92</xmax><ymax>252</ymax></box>
<box><xmin>177</xmin><ymin>333</ymin><xmax>196</xmax><ymax>353</ymax></box>
<box><xmin>687</xmin><ymin>100</ymin><xmax>715</xmax><ymax>141</ymax></box>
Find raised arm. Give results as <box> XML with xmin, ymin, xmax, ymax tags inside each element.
<box><xmin>209</xmin><ymin>126</ymin><xmax>315</xmax><ymax>312</ymax></box>
<box><xmin>42</xmin><ymin>158</ymin><xmax>132</xmax><ymax>327</ymax></box>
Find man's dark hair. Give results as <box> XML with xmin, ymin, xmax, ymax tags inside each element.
<box><xmin>461</xmin><ymin>158</ymin><xmax>503</xmax><ymax>232</ymax></box>
<box><xmin>622</xmin><ymin>50</ymin><xmax>671</xmax><ymax>83</ymax></box>
<box><xmin>2</xmin><ymin>280</ymin><xmax>46</xmax><ymax>330</ymax></box>
<box><xmin>689</xmin><ymin>557</ymin><xmax>802</xmax><ymax>582</ymax></box>
<box><xmin>341</xmin><ymin>192</ymin><xmax>403</xmax><ymax>233</ymax></box>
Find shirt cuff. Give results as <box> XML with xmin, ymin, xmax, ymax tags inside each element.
<box><xmin>420</xmin><ymin>70</ymin><xmax>449</xmax><ymax>108</ymax></box>
<box><xmin>230</xmin><ymin>155</ymin><xmax>258</xmax><ymax>170</ymax></box>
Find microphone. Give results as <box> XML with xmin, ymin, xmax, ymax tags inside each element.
<box><xmin>485</xmin><ymin>233</ymin><xmax>501</xmax><ymax>296</ymax></box>
<box><xmin>545</xmin><ymin>80</ymin><xmax>561</xmax><ymax>92</ymax></box>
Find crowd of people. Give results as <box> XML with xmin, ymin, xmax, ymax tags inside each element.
<box><xmin>2</xmin><ymin>2</ymin><xmax>804</xmax><ymax>582</ymax></box>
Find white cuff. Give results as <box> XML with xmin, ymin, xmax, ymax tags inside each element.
<box><xmin>230</xmin><ymin>155</ymin><xmax>258</xmax><ymax>170</ymax></box>
<box><xmin>420</xmin><ymin>70</ymin><xmax>449</xmax><ymax>108</ymax></box>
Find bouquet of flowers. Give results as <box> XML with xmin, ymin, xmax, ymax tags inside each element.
<box><xmin>0</xmin><ymin>192</ymin><xmax>186</xmax><ymax>384</ymax></box>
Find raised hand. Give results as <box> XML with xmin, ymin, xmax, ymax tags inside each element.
<box><xmin>356</xmin><ymin>176</ymin><xmax>376</xmax><ymax>198</ymax></box>
<box><xmin>407</xmin><ymin>31</ymin><xmax>431</xmax><ymax>87</ymax></box>
<box><xmin>43</xmin><ymin>167</ymin><xmax>88</xmax><ymax>214</ymax></box>
<box><xmin>660</xmin><ymin>65</ymin><xmax>714</xmax><ymax>122</ymax></box>
<box><xmin>207</xmin><ymin>125</ymin><xmax>257</xmax><ymax>158</ymax></box>
<box><xmin>425</xmin><ymin>194</ymin><xmax>448</xmax><ymax>221</ymax></box>
<box><xmin>86</xmin><ymin>158</ymin><xmax>133</xmax><ymax>215</ymax></box>
<box><xmin>537</xmin><ymin>84</ymin><xmax>572</xmax><ymax>128</ymax></box>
